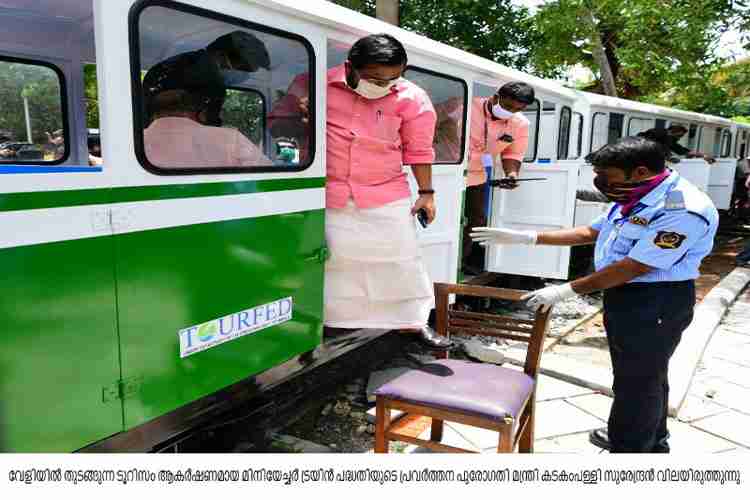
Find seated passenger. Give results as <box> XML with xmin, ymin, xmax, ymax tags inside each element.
<box><xmin>143</xmin><ymin>52</ymin><xmax>270</xmax><ymax>168</ymax></box>
<box><xmin>88</xmin><ymin>134</ymin><xmax>102</xmax><ymax>166</ymax></box>
<box><xmin>640</xmin><ymin>125</ymin><xmax>714</xmax><ymax>163</ymax></box>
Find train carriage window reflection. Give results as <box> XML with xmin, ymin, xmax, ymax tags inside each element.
<box><xmin>567</xmin><ymin>112</ymin><xmax>583</xmax><ymax>159</ymax></box>
<box><xmin>720</xmin><ymin>129</ymin><xmax>732</xmax><ymax>158</ymax></box>
<box><xmin>627</xmin><ymin>117</ymin><xmax>655</xmax><ymax>137</ymax></box>
<box><xmin>404</xmin><ymin>67</ymin><xmax>467</xmax><ymax>164</ymax></box>
<box><xmin>537</xmin><ymin>101</ymin><xmax>556</xmax><ymax>160</ymax></box>
<box><xmin>132</xmin><ymin>2</ymin><xmax>314</xmax><ymax>173</ymax></box>
<box><xmin>557</xmin><ymin>106</ymin><xmax>571</xmax><ymax>160</ymax></box>
<box><xmin>0</xmin><ymin>57</ymin><xmax>67</xmax><ymax>164</ymax></box>
<box><xmin>590</xmin><ymin>112</ymin><xmax>608</xmax><ymax>152</ymax></box>
<box><xmin>522</xmin><ymin>99</ymin><xmax>540</xmax><ymax>162</ymax></box>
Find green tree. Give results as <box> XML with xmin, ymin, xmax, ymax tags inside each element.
<box><xmin>332</xmin><ymin>0</ymin><xmax>537</xmax><ymax>69</ymax></box>
<box><xmin>530</xmin><ymin>0</ymin><xmax>744</xmax><ymax>104</ymax></box>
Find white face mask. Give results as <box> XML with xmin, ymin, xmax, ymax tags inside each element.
<box><xmin>352</xmin><ymin>78</ymin><xmax>398</xmax><ymax>100</ymax></box>
<box><xmin>491</xmin><ymin>103</ymin><xmax>515</xmax><ymax>120</ymax></box>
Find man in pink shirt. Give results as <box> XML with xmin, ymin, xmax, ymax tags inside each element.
<box><xmin>142</xmin><ymin>51</ymin><xmax>270</xmax><ymax>168</ymax></box>
<box><xmin>462</xmin><ymin>82</ymin><xmax>534</xmax><ymax>274</ymax></box>
<box><xmin>270</xmin><ymin>34</ymin><xmax>450</xmax><ymax>349</ymax></box>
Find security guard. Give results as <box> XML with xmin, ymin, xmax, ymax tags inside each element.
<box><xmin>471</xmin><ymin>137</ymin><xmax>718</xmax><ymax>453</ymax></box>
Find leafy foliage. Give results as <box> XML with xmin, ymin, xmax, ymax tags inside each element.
<box><xmin>530</xmin><ymin>0</ymin><xmax>747</xmax><ymax>116</ymax></box>
<box><xmin>331</xmin><ymin>0</ymin><xmax>537</xmax><ymax>69</ymax></box>
<box><xmin>0</xmin><ymin>60</ymin><xmax>63</xmax><ymax>144</ymax></box>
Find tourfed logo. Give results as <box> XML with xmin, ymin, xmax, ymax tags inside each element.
<box><xmin>178</xmin><ymin>297</ymin><xmax>293</xmax><ymax>358</ymax></box>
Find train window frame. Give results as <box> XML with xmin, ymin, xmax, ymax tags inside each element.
<box><xmin>128</xmin><ymin>0</ymin><xmax>316</xmax><ymax>176</ymax></box>
<box><xmin>626</xmin><ymin>116</ymin><xmax>655</xmax><ymax>137</ymax></box>
<box><xmin>568</xmin><ymin>111</ymin><xmax>583</xmax><ymax>159</ymax></box>
<box><xmin>0</xmin><ymin>55</ymin><xmax>70</xmax><ymax>166</ymax></box>
<box><xmin>720</xmin><ymin>129</ymin><xmax>732</xmax><ymax>158</ymax></box>
<box><xmin>403</xmin><ymin>65</ymin><xmax>468</xmax><ymax>165</ymax></box>
<box><xmin>557</xmin><ymin>105</ymin><xmax>571</xmax><ymax>160</ymax></box>
<box><xmin>589</xmin><ymin>111</ymin><xmax>607</xmax><ymax>153</ymax></box>
<box><xmin>523</xmin><ymin>98</ymin><xmax>541</xmax><ymax>162</ymax></box>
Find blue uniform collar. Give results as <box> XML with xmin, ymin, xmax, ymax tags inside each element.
<box><xmin>636</xmin><ymin>169</ymin><xmax>679</xmax><ymax>207</ymax></box>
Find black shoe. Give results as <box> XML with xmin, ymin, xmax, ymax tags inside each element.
<box><xmin>589</xmin><ymin>428</ymin><xmax>611</xmax><ymax>451</ymax></box>
<box><xmin>589</xmin><ymin>428</ymin><xmax>671</xmax><ymax>452</ymax></box>
<box><xmin>411</xmin><ymin>327</ymin><xmax>454</xmax><ymax>351</ymax></box>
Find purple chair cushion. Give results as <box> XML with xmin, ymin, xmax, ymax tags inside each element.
<box><xmin>374</xmin><ymin>359</ymin><xmax>535</xmax><ymax>421</ymax></box>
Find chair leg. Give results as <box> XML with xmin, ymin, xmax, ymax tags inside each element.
<box><xmin>374</xmin><ymin>397</ymin><xmax>391</xmax><ymax>453</ymax></box>
<box><xmin>430</xmin><ymin>418</ymin><xmax>444</xmax><ymax>442</ymax></box>
<box><xmin>519</xmin><ymin>400</ymin><xmax>535</xmax><ymax>453</ymax></box>
<box><xmin>497</xmin><ymin>419</ymin><xmax>514</xmax><ymax>453</ymax></box>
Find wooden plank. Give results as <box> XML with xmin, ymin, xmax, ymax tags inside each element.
<box><xmin>435</xmin><ymin>282</ymin><xmax>526</xmax><ymax>301</ymax></box>
<box><xmin>451</xmin><ymin>310</ymin><xmax>535</xmax><ymax>327</ymax></box>
<box><xmin>449</xmin><ymin>317</ymin><xmax>533</xmax><ymax>335</ymax></box>
<box><xmin>449</xmin><ymin>326</ymin><xmax>532</xmax><ymax>343</ymax></box>
<box><xmin>386</xmin><ymin>432</ymin><xmax>477</xmax><ymax>453</ymax></box>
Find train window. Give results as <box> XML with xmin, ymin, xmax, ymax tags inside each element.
<box><xmin>522</xmin><ymin>99</ymin><xmax>540</xmax><ymax>162</ymax></box>
<box><xmin>537</xmin><ymin>101</ymin><xmax>556</xmax><ymax>161</ymax></box>
<box><xmin>608</xmin><ymin>113</ymin><xmax>624</xmax><ymax>144</ymax></box>
<box><xmin>0</xmin><ymin>57</ymin><xmax>68</xmax><ymax>164</ymax></box>
<box><xmin>738</xmin><ymin>131</ymin><xmax>748</xmax><ymax>158</ymax></box>
<box><xmin>557</xmin><ymin>106</ymin><xmax>571</xmax><ymax>160</ymax></box>
<box><xmin>711</xmin><ymin>128</ymin><xmax>723</xmax><ymax>157</ymax></box>
<box><xmin>568</xmin><ymin>112</ymin><xmax>583</xmax><ymax>159</ymax></box>
<box><xmin>627</xmin><ymin>117</ymin><xmax>655</xmax><ymax>137</ymax></box>
<box><xmin>590</xmin><ymin>112</ymin><xmax>608</xmax><ymax>152</ymax></box>
<box><xmin>404</xmin><ymin>67</ymin><xmax>467</xmax><ymax>164</ymax></box>
<box><xmin>687</xmin><ymin>124</ymin><xmax>700</xmax><ymax>151</ymax></box>
<box><xmin>720</xmin><ymin>129</ymin><xmax>732</xmax><ymax>158</ymax></box>
<box><xmin>131</xmin><ymin>1</ymin><xmax>314</xmax><ymax>174</ymax></box>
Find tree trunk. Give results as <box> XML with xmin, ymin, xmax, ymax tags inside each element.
<box><xmin>376</xmin><ymin>0</ymin><xmax>399</xmax><ymax>26</ymax></box>
<box><xmin>585</xmin><ymin>10</ymin><xmax>617</xmax><ymax>97</ymax></box>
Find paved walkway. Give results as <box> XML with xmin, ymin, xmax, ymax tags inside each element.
<box><xmin>399</xmin><ymin>284</ymin><xmax>750</xmax><ymax>454</ymax></box>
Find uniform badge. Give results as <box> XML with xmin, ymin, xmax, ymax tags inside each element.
<box><xmin>653</xmin><ymin>231</ymin><xmax>687</xmax><ymax>249</ymax></box>
<box><xmin>629</xmin><ymin>216</ymin><xmax>648</xmax><ymax>226</ymax></box>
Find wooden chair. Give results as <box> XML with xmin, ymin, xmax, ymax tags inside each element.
<box><xmin>374</xmin><ymin>282</ymin><xmax>552</xmax><ymax>453</ymax></box>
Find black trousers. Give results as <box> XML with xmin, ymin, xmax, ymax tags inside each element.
<box><xmin>462</xmin><ymin>184</ymin><xmax>487</xmax><ymax>267</ymax></box>
<box><xmin>603</xmin><ymin>280</ymin><xmax>695</xmax><ymax>453</ymax></box>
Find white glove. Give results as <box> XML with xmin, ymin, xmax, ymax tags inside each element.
<box><xmin>521</xmin><ymin>283</ymin><xmax>577</xmax><ymax>311</ymax></box>
<box><xmin>470</xmin><ymin>226</ymin><xmax>538</xmax><ymax>246</ymax></box>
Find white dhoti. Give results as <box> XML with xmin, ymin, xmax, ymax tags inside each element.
<box><xmin>324</xmin><ymin>198</ymin><xmax>434</xmax><ymax>329</ymax></box>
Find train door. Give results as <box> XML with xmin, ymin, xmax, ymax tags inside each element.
<box><xmin>485</xmin><ymin>96</ymin><xmax>580</xmax><ymax>279</ymax></box>
<box><xmin>97</xmin><ymin>0</ymin><xmax>326</xmax><ymax>429</ymax></box>
<box><xmin>0</xmin><ymin>0</ymin><xmax>122</xmax><ymax>451</ymax></box>
<box><xmin>403</xmin><ymin>64</ymin><xmax>466</xmax><ymax>285</ymax></box>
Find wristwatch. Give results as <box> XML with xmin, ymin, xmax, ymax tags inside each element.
<box><xmin>418</xmin><ymin>189</ymin><xmax>435</xmax><ymax>195</ymax></box>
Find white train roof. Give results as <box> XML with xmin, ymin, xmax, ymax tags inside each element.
<box><xmin>573</xmin><ymin>90</ymin><xmax>736</xmax><ymax>127</ymax></box>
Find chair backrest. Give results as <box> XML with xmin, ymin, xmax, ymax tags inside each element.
<box><xmin>434</xmin><ymin>282</ymin><xmax>552</xmax><ymax>378</ymax></box>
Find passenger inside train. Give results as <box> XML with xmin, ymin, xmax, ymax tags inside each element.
<box><xmin>142</xmin><ymin>41</ymin><xmax>272</xmax><ymax>168</ymax></box>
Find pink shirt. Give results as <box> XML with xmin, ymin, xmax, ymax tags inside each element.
<box><xmin>144</xmin><ymin>117</ymin><xmax>271</xmax><ymax>168</ymax></box>
<box><xmin>326</xmin><ymin>66</ymin><xmax>436</xmax><ymax>209</ymax></box>
<box><xmin>467</xmin><ymin>97</ymin><xmax>529</xmax><ymax>187</ymax></box>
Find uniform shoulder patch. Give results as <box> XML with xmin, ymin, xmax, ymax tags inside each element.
<box><xmin>629</xmin><ymin>215</ymin><xmax>649</xmax><ymax>226</ymax></box>
<box><xmin>654</xmin><ymin>231</ymin><xmax>687</xmax><ymax>249</ymax></box>
<box><xmin>664</xmin><ymin>191</ymin><xmax>685</xmax><ymax>211</ymax></box>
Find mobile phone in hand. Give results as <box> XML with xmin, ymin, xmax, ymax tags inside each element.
<box><xmin>417</xmin><ymin>208</ymin><xmax>429</xmax><ymax>228</ymax></box>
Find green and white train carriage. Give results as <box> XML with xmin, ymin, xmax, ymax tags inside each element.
<box><xmin>0</xmin><ymin>0</ymin><xmax>745</xmax><ymax>453</ymax></box>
